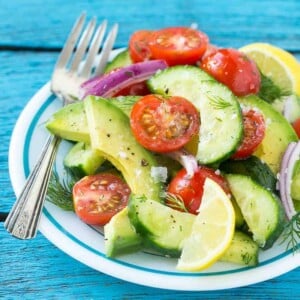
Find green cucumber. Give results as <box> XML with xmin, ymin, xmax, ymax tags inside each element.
<box><xmin>220</xmin><ymin>231</ymin><xmax>259</xmax><ymax>266</ymax></box>
<box><xmin>128</xmin><ymin>195</ymin><xmax>195</xmax><ymax>257</ymax></box>
<box><xmin>147</xmin><ymin>65</ymin><xmax>243</xmax><ymax>164</ymax></box>
<box><xmin>63</xmin><ymin>142</ymin><xmax>105</xmax><ymax>177</ymax></box>
<box><xmin>220</xmin><ymin>156</ymin><xmax>277</xmax><ymax>192</ymax></box>
<box><xmin>226</xmin><ymin>174</ymin><xmax>285</xmax><ymax>249</ymax></box>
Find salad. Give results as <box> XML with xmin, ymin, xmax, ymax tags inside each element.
<box><xmin>45</xmin><ymin>26</ymin><xmax>300</xmax><ymax>271</ymax></box>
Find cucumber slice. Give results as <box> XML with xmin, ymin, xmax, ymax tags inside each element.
<box><xmin>220</xmin><ymin>156</ymin><xmax>277</xmax><ymax>192</ymax></box>
<box><xmin>64</xmin><ymin>142</ymin><xmax>105</xmax><ymax>177</ymax></box>
<box><xmin>226</xmin><ymin>174</ymin><xmax>285</xmax><ymax>249</ymax></box>
<box><xmin>220</xmin><ymin>231</ymin><xmax>259</xmax><ymax>266</ymax></box>
<box><xmin>128</xmin><ymin>195</ymin><xmax>195</xmax><ymax>257</ymax></box>
<box><xmin>148</xmin><ymin>65</ymin><xmax>243</xmax><ymax>164</ymax></box>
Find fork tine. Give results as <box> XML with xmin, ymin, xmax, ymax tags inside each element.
<box><xmin>55</xmin><ymin>13</ymin><xmax>86</xmax><ymax>69</ymax></box>
<box><xmin>70</xmin><ymin>17</ymin><xmax>96</xmax><ymax>73</ymax></box>
<box><xmin>80</xmin><ymin>20</ymin><xmax>107</xmax><ymax>78</ymax></box>
<box><xmin>94</xmin><ymin>23</ymin><xmax>119</xmax><ymax>76</ymax></box>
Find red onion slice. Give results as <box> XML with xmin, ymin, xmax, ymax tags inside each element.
<box><xmin>166</xmin><ymin>148</ymin><xmax>198</xmax><ymax>178</ymax></box>
<box><xmin>279</xmin><ymin>141</ymin><xmax>300</xmax><ymax>220</ymax></box>
<box><xmin>80</xmin><ymin>60</ymin><xmax>168</xmax><ymax>99</ymax></box>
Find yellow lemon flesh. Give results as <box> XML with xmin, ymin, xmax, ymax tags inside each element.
<box><xmin>177</xmin><ymin>178</ymin><xmax>235</xmax><ymax>271</ymax></box>
<box><xmin>240</xmin><ymin>43</ymin><xmax>300</xmax><ymax>96</ymax></box>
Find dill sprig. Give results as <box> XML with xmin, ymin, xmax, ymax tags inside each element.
<box><xmin>165</xmin><ymin>192</ymin><xmax>188</xmax><ymax>212</ymax></box>
<box><xmin>280</xmin><ymin>211</ymin><xmax>300</xmax><ymax>253</ymax></box>
<box><xmin>258</xmin><ymin>71</ymin><xmax>291</xmax><ymax>103</ymax></box>
<box><xmin>46</xmin><ymin>170</ymin><xmax>77</xmax><ymax>211</ymax></box>
<box><xmin>207</xmin><ymin>94</ymin><xmax>232</xmax><ymax>110</ymax></box>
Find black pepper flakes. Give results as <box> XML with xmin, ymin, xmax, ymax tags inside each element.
<box><xmin>141</xmin><ymin>159</ymin><xmax>149</xmax><ymax>166</ymax></box>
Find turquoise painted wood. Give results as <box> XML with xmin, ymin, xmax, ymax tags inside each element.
<box><xmin>1</xmin><ymin>0</ymin><xmax>300</xmax><ymax>298</ymax></box>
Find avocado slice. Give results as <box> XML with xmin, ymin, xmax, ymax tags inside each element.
<box><xmin>239</xmin><ymin>95</ymin><xmax>298</xmax><ymax>174</ymax></box>
<box><xmin>46</xmin><ymin>101</ymin><xmax>90</xmax><ymax>143</ymax></box>
<box><xmin>84</xmin><ymin>96</ymin><xmax>162</xmax><ymax>201</ymax></box>
<box><xmin>45</xmin><ymin>96</ymin><xmax>140</xmax><ymax>142</ymax></box>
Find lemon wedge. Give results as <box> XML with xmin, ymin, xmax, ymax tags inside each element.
<box><xmin>177</xmin><ymin>178</ymin><xmax>235</xmax><ymax>271</ymax></box>
<box><xmin>240</xmin><ymin>43</ymin><xmax>300</xmax><ymax>95</ymax></box>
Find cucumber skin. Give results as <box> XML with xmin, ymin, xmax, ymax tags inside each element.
<box><xmin>128</xmin><ymin>195</ymin><xmax>195</xmax><ymax>257</ymax></box>
<box><xmin>220</xmin><ymin>156</ymin><xmax>277</xmax><ymax>193</ymax></box>
<box><xmin>226</xmin><ymin>174</ymin><xmax>285</xmax><ymax>249</ymax></box>
<box><xmin>63</xmin><ymin>142</ymin><xmax>105</xmax><ymax>177</ymax></box>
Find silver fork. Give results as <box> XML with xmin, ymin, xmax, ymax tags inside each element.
<box><xmin>4</xmin><ymin>13</ymin><xmax>118</xmax><ymax>239</ymax></box>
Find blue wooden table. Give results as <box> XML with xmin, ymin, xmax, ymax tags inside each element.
<box><xmin>1</xmin><ymin>0</ymin><xmax>300</xmax><ymax>298</ymax></box>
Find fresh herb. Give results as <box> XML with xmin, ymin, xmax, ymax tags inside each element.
<box><xmin>241</xmin><ymin>252</ymin><xmax>252</xmax><ymax>265</ymax></box>
<box><xmin>281</xmin><ymin>211</ymin><xmax>300</xmax><ymax>253</ymax></box>
<box><xmin>258</xmin><ymin>71</ymin><xmax>291</xmax><ymax>103</ymax></box>
<box><xmin>46</xmin><ymin>170</ymin><xmax>77</xmax><ymax>211</ymax></box>
<box><xmin>207</xmin><ymin>94</ymin><xmax>232</xmax><ymax>110</ymax></box>
<box><xmin>165</xmin><ymin>192</ymin><xmax>188</xmax><ymax>212</ymax></box>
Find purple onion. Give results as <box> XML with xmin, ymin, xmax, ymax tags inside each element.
<box><xmin>166</xmin><ymin>148</ymin><xmax>198</xmax><ymax>178</ymax></box>
<box><xmin>278</xmin><ymin>141</ymin><xmax>299</xmax><ymax>220</ymax></box>
<box><xmin>80</xmin><ymin>60</ymin><xmax>168</xmax><ymax>99</ymax></box>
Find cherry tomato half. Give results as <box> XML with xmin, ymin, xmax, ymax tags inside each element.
<box><xmin>73</xmin><ymin>173</ymin><xmax>131</xmax><ymax>226</ymax></box>
<box><xmin>292</xmin><ymin>118</ymin><xmax>300</xmax><ymax>139</ymax></box>
<box><xmin>167</xmin><ymin>166</ymin><xmax>230</xmax><ymax>214</ymax></box>
<box><xmin>148</xmin><ymin>27</ymin><xmax>209</xmax><ymax>66</ymax></box>
<box><xmin>129</xmin><ymin>30</ymin><xmax>153</xmax><ymax>63</ymax></box>
<box><xmin>130</xmin><ymin>94</ymin><xmax>200</xmax><ymax>153</ymax></box>
<box><xmin>201</xmin><ymin>48</ymin><xmax>261</xmax><ymax>96</ymax></box>
<box><xmin>232</xmin><ymin>109</ymin><xmax>266</xmax><ymax>159</ymax></box>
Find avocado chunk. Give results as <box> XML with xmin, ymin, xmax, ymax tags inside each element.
<box><xmin>46</xmin><ymin>101</ymin><xmax>90</xmax><ymax>143</ymax></box>
<box><xmin>84</xmin><ymin>96</ymin><xmax>162</xmax><ymax>202</ymax></box>
<box><xmin>104</xmin><ymin>207</ymin><xmax>142</xmax><ymax>257</ymax></box>
<box><xmin>104</xmin><ymin>49</ymin><xmax>132</xmax><ymax>73</ymax></box>
<box><xmin>239</xmin><ymin>95</ymin><xmax>298</xmax><ymax>174</ymax></box>
<box><xmin>220</xmin><ymin>231</ymin><xmax>259</xmax><ymax>266</ymax></box>
<box><xmin>45</xmin><ymin>96</ymin><xmax>140</xmax><ymax>142</ymax></box>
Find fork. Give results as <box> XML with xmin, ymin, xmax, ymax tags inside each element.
<box><xmin>4</xmin><ymin>13</ymin><xmax>118</xmax><ymax>239</ymax></box>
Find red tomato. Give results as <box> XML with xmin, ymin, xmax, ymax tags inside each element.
<box><xmin>73</xmin><ymin>173</ymin><xmax>131</xmax><ymax>226</ymax></box>
<box><xmin>201</xmin><ymin>48</ymin><xmax>261</xmax><ymax>96</ymax></box>
<box><xmin>148</xmin><ymin>27</ymin><xmax>209</xmax><ymax>66</ymax></box>
<box><xmin>113</xmin><ymin>81</ymin><xmax>150</xmax><ymax>96</ymax></box>
<box><xmin>292</xmin><ymin>118</ymin><xmax>300</xmax><ymax>139</ymax></box>
<box><xmin>167</xmin><ymin>166</ymin><xmax>230</xmax><ymax>214</ymax></box>
<box><xmin>129</xmin><ymin>30</ymin><xmax>153</xmax><ymax>63</ymax></box>
<box><xmin>130</xmin><ymin>94</ymin><xmax>200</xmax><ymax>153</ymax></box>
<box><xmin>232</xmin><ymin>109</ymin><xmax>266</xmax><ymax>159</ymax></box>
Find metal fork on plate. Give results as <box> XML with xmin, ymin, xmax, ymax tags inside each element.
<box><xmin>4</xmin><ymin>13</ymin><xmax>118</xmax><ymax>239</ymax></box>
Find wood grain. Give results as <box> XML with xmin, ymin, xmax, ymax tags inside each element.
<box><xmin>1</xmin><ymin>0</ymin><xmax>300</xmax><ymax>298</ymax></box>
<box><xmin>1</xmin><ymin>0</ymin><xmax>300</xmax><ymax>51</ymax></box>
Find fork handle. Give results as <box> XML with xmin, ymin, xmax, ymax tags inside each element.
<box><xmin>4</xmin><ymin>134</ymin><xmax>61</xmax><ymax>239</ymax></box>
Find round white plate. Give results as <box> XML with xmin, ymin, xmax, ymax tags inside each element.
<box><xmin>9</xmin><ymin>54</ymin><xmax>300</xmax><ymax>291</ymax></box>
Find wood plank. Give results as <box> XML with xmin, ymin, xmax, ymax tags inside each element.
<box><xmin>1</xmin><ymin>0</ymin><xmax>300</xmax><ymax>51</ymax></box>
<box><xmin>1</xmin><ymin>225</ymin><xmax>300</xmax><ymax>298</ymax></box>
